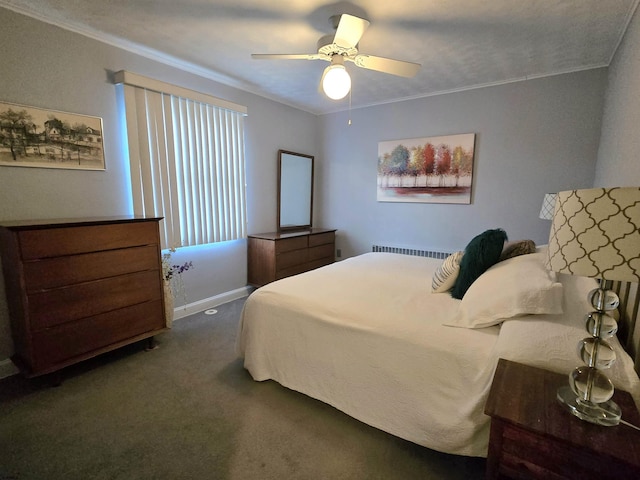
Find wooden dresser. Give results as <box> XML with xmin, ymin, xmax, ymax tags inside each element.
<box><xmin>0</xmin><ymin>216</ymin><xmax>167</xmax><ymax>377</ymax></box>
<box><xmin>247</xmin><ymin>228</ymin><xmax>336</xmax><ymax>287</ymax></box>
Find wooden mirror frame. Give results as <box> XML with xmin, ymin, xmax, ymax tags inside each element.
<box><xmin>277</xmin><ymin>150</ymin><xmax>314</xmax><ymax>232</ymax></box>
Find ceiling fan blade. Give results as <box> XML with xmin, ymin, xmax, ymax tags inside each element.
<box><xmin>352</xmin><ymin>54</ymin><xmax>421</xmax><ymax>78</ymax></box>
<box><xmin>251</xmin><ymin>53</ymin><xmax>327</xmax><ymax>61</ymax></box>
<box><xmin>333</xmin><ymin>14</ymin><xmax>370</xmax><ymax>48</ymax></box>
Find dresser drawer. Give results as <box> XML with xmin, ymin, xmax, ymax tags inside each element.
<box><xmin>28</xmin><ymin>270</ymin><xmax>163</xmax><ymax>330</ymax></box>
<box><xmin>276</xmin><ymin>263</ymin><xmax>311</xmax><ymax>280</ymax></box>
<box><xmin>19</xmin><ymin>221</ymin><xmax>159</xmax><ymax>260</ymax></box>
<box><xmin>31</xmin><ymin>300</ymin><xmax>164</xmax><ymax>370</ymax></box>
<box><xmin>307</xmin><ymin>257</ymin><xmax>334</xmax><ymax>271</ymax></box>
<box><xmin>308</xmin><ymin>243</ymin><xmax>334</xmax><ymax>261</ymax></box>
<box><xmin>23</xmin><ymin>245</ymin><xmax>159</xmax><ymax>292</ymax></box>
<box><xmin>275</xmin><ymin>236</ymin><xmax>308</xmax><ymax>253</ymax></box>
<box><xmin>499</xmin><ymin>452</ymin><xmax>564</xmax><ymax>480</ymax></box>
<box><xmin>501</xmin><ymin>424</ymin><xmax>622</xmax><ymax>479</ymax></box>
<box><xmin>277</xmin><ymin>248</ymin><xmax>309</xmax><ymax>269</ymax></box>
<box><xmin>309</xmin><ymin>231</ymin><xmax>335</xmax><ymax>247</ymax></box>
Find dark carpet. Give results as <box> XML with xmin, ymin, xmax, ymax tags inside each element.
<box><xmin>0</xmin><ymin>298</ymin><xmax>485</xmax><ymax>479</ymax></box>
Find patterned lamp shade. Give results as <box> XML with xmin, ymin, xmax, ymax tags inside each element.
<box><xmin>546</xmin><ymin>187</ymin><xmax>640</xmax><ymax>282</ymax></box>
<box><xmin>539</xmin><ymin>193</ymin><xmax>557</xmax><ymax>220</ymax></box>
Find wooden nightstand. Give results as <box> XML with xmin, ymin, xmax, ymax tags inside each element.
<box><xmin>485</xmin><ymin>359</ymin><xmax>640</xmax><ymax>480</ymax></box>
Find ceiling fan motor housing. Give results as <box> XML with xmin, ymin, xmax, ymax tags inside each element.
<box><xmin>317</xmin><ymin>35</ymin><xmax>358</xmax><ymax>58</ymax></box>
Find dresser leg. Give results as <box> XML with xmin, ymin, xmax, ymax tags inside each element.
<box><xmin>145</xmin><ymin>337</ymin><xmax>158</xmax><ymax>351</ymax></box>
<box><xmin>45</xmin><ymin>371</ymin><xmax>63</xmax><ymax>388</ymax></box>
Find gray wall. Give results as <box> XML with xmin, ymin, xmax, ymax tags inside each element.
<box><xmin>594</xmin><ymin>4</ymin><xmax>640</xmax><ymax>187</ymax></box>
<box><xmin>0</xmin><ymin>8</ymin><xmax>319</xmax><ymax>364</ymax></box>
<box><xmin>317</xmin><ymin>71</ymin><xmax>607</xmax><ymax>258</ymax></box>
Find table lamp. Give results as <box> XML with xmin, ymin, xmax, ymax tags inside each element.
<box><xmin>546</xmin><ymin>187</ymin><xmax>640</xmax><ymax>425</ymax></box>
<box><xmin>539</xmin><ymin>193</ymin><xmax>557</xmax><ymax>220</ymax></box>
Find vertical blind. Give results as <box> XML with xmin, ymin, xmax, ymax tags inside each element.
<box><xmin>116</xmin><ymin>71</ymin><xmax>247</xmax><ymax>248</ymax></box>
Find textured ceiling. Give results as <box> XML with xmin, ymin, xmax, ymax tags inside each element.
<box><xmin>1</xmin><ymin>0</ymin><xmax>638</xmax><ymax>114</ymax></box>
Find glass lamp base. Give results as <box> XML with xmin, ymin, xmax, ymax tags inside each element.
<box><xmin>557</xmin><ymin>385</ymin><xmax>621</xmax><ymax>426</ymax></box>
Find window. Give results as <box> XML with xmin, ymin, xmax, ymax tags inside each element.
<box><xmin>115</xmin><ymin>71</ymin><xmax>247</xmax><ymax>248</ymax></box>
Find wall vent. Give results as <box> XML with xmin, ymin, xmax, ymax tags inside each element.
<box><xmin>371</xmin><ymin>244</ymin><xmax>452</xmax><ymax>259</ymax></box>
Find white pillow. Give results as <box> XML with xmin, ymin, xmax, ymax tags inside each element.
<box><xmin>444</xmin><ymin>251</ymin><xmax>563</xmax><ymax>328</ymax></box>
<box><xmin>494</xmin><ymin>272</ymin><xmax>640</xmax><ymax>408</ymax></box>
<box><xmin>431</xmin><ymin>251</ymin><xmax>464</xmax><ymax>293</ymax></box>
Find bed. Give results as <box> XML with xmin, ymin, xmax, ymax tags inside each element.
<box><xmin>236</xmin><ymin>248</ymin><xmax>640</xmax><ymax>457</ymax></box>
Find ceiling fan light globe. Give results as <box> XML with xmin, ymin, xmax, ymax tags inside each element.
<box><xmin>322</xmin><ymin>65</ymin><xmax>351</xmax><ymax>100</ymax></box>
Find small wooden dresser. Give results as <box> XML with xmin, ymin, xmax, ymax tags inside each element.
<box><xmin>0</xmin><ymin>216</ymin><xmax>167</xmax><ymax>377</ymax></box>
<box><xmin>247</xmin><ymin>228</ymin><xmax>336</xmax><ymax>287</ymax></box>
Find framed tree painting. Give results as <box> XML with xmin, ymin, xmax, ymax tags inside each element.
<box><xmin>0</xmin><ymin>101</ymin><xmax>105</xmax><ymax>170</ymax></box>
<box><xmin>377</xmin><ymin>133</ymin><xmax>475</xmax><ymax>204</ymax></box>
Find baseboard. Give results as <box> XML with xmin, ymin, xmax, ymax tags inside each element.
<box><xmin>0</xmin><ymin>358</ymin><xmax>19</xmax><ymax>380</ymax></box>
<box><xmin>0</xmin><ymin>286</ymin><xmax>253</xmax><ymax>379</ymax></box>
<box><xmin>172</xmin><ymin>286</ymin><xmax>252</xmax><ymax>321</ymax></box>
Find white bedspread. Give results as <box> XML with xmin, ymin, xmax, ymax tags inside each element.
<box><xmin>237</xmin><ymin>253</ymin><xmax>500</xmax><ymax>456</ymax></box>
<box><xmin>236</xmin><ymin>252</ymin><xmax>640</xmax><ymax>457</ymax></box>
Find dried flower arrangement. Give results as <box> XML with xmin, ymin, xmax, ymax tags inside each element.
<box><xmin>161</xmin><ymin>247</ymin><xmax>194</xmax><ymax>303</ymax></box>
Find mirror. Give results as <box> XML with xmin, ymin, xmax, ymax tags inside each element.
<box><xmin>278</xmin><ymin>150</ymin><xmax>314</xmax><ymax>232</ymax></box>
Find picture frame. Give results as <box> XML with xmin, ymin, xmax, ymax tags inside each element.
<box><xmin>377</xmin><ymin>133</ymin><xmax>475</xmax><ymax>204</ymax></box>
<box><xmin>0</xmin><ymin>101</ymin><xmax>105</xmax><ymax>171</ymax></box>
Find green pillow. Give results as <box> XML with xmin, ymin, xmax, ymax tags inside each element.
<box><xmin>451</xmin><ymin>229</ymin><xmax>508</xmax><ymax>299</ymax></box>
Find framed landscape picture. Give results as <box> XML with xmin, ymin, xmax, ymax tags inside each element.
<box><xmin>377</xmin><ymin>133</ymin><xmax>475</xmax><ymax>204</ymax></box>
<box><xmin>0</xmin><ymin>101</ymin><xmax>105</xmax><ymax>170</ymax></box>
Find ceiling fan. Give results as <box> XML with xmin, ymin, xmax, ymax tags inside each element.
<box><xmin>251</xmin><ymin>13</ymin><xmax>421</xmax><ymax>100</ymax></box>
